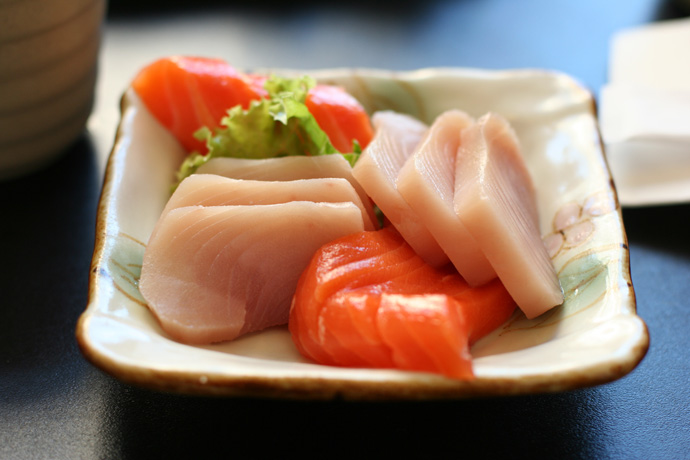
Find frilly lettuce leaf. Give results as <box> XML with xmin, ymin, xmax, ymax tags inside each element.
<box><xmin>175</xmin><ymin>74</ymin><xmax>359</xmax><ymax>185</ymax></box>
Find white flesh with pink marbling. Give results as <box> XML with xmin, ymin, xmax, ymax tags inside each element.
<box><xmin>396</xmin><ymin>110</ymin><xmax>496</xmax><ymax>286</ymax></box>
<box><xmin>352</xmin><ymin>111</ymin><xmax>449</xmax><ymax>266</ymax></box>
<box><xmin>454</xmin><ymin>113</ymin><xmax>563</xmax><ymax>318</ymax></box>
<box><xmin>161</xmin><ymin>174</ymin><xmax>376</xmax><ymax>231</ymax></box>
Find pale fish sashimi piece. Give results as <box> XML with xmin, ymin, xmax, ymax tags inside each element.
<box><xmin>161</xmin><ymin>174</ymin><xmax>376</xmax><ymax>230</ymax></box>
<box><xmin>196</xmin><ymin>155</ymin><xmax>378</xmax><ymax>228</ymax></box>
<box><xmin>351</xmin><ymin>111</ymin><xmax>449</xmax><ymax>267</ymax></box>
<box><xmin>454</xmin><ymin>112</ymin><xmax>563</xmax><ymax>319</ymax></box>
<box><xmin>139</xmin><ymin>202</ymin><xmax>365</xmax><ymax>344</ymax></box>
<box><xmin>396</xmin><ymin>110</ymin><xmax>496</xmax><ymax>286</ymax></box>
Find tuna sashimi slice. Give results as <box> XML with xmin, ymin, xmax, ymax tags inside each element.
<box><xmin>196</xmin><ymin>155</ymin><xmax>378</xmax><ymax>228</ymax></box>
<box><xmin>352</xmin><ymin>111</ymin><xmax>449</xmax><ymax>267</ymax></box>
<box><xmin>139</xmin><ymin>202</ymin><xmax>365</xmax><ymax>344</ymax></box>
<box><xmin>454</xmin><ymin>113</ymin><xmax>563</xmax><ymax>319</ymax></box>
<box><xmin>161</xmin><ymin>174</ymin><xmax>376</xmax><ymax>230</ymax></box>
<box><xmin>396</xmin><ymin>110</ymin><xmax>496</xmax><ymax>286</ymax></box>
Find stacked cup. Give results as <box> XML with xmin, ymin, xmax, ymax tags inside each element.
<box><xmin>0</xmin><ymin>0</ymin><xmax>106</xmax><ymax>179</ymax></box>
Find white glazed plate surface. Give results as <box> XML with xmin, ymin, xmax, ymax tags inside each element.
<box><xmin>77</xmin><ymin>68</ymin><xmax>649</xmax><ymax>399</ymax></box>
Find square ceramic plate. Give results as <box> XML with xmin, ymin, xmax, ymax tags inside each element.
<box><xmin>77</xmin><ymin>67</ymin><xmax>649</xmax><ymax>399</ymax></box>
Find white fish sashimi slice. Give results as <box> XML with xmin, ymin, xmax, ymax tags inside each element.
<box><xmin>454</xmin><ymin>113</ymin><xmax>563</xmax><ymax>319</ymax></box>
<box><xmin>161</xmin><ymin>174</ymin><xmax>376</xmax><ymax>230</ymax></box>
<box><xmin>396</xmin><ymin>110</ymin><xmax>496</xmax><ymax>286</ymax></box>
<box><xmin>352</xmin><ymin>111</ymin><xmax>449</xmax><ymax>267</ymax></box>
<box><xmin>139</xmin><ymin>202</ymin><xmax>365</xmax><ymax>344</ymax></box>
<box><xmin>196</xmin><ymin>155</ymin><xmax>378</xmax><ymax>228</ymax></box>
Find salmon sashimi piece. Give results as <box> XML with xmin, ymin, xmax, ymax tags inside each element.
<box><xmin>352</xmin><ymin>111</ymin><xmax>449</xmax><ymax>266</ymax></box>
<box><xmin>396</xmin><ymin>110</ymin><xmax>496</xmax><ymax>286</ymax></box>
<box><xmin>196</xmin><ymin>155</ymin><xmax>378</xmax><ymax>228</ymax></box>
<box><xmin>305</xmin><ymin>84</ymin><xmax>375</xmax><ymax>152</ymax></box>
<box><xmin>160</xmin><ymin>174</ymin><xmax>376</xmax><ymax>230</ymax></box>
<box><xmin>290</xmin><ymin>226</ymin><xmax>428</xmax><ymax>364</ymax></box>
<box><xmin>131</xmin><ymin>56</ymin><xmax>265</xmax><ymax>154</ymax></box>
<box><xmin>132</xmin><ymin>56</ymin><xmax>373</xmax><ymax>155</ymax></box>
<box><xmin>289</xmin><ymin>226</ymin><xmax>516</xmax><ymax>380</ymax></box>
<box><xmin>376</xmin><ymin>293</ymin><xmax>473</xmax><ymax>379</ymax></box>
<box><xmin>319</xmin><ymin>289</ymin><xmax>473</xmax><ymax>379</ymax></box>
<box><xmin>316</xmin><ymin>288</ymin><xmax>394</xmax><ymax>368</ymax></box>
<box><xmin>454</xmin><ymin>113</ymin><xmax>563</xmax><ymax>319</ymax></box>
<box><xmin>139</xmin><ymin>202</ymin><xmax>365</xmax><ymax>344</ymax></box>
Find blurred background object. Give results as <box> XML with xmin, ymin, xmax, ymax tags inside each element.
<box><xmin>0</xmin><ymin>0</ymin><xmax>106</xmax><ymax>180</ymax></box>
<box><xmin>672</xmin><ymin>0</ymin><xmax>690</xmax><ymax>14</ymax></box>
<box><xmin>600</xmin><ymin>12</ymin><xmax>690</xmax><ymax>206</ymax></box>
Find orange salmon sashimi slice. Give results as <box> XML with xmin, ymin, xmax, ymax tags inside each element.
<box><xmin>289</xmin><ymin>226</ymin><xmax>517</xmax><ymax>380</ymax></box>
<box><xmin>305</xmin><ymin>84</ymin><xmax>375</xmax><ymax>153</ymax></box>
<box><xmin>319</xmin><ymin>289</ymin><xmax>474</xmax><ymax>380</ymax></box>
<box><xmin>131</xmin><ymin>56</ymin><xmax>374</xmax><ymax>155</ymax></box>
<box><xmin>131</xmin><ymin>56</ymin><xmax>265</xmax><ymax>154</ymax></box>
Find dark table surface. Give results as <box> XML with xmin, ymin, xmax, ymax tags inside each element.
<box><xmin>2</xmin><ymin>1</ymin><xmax>690</xmax><ymax>458</ymax></box>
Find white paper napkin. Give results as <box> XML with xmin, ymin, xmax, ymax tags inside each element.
<box><xmin>599</xmin><ymin>17</ymin><xmax>690</xmax><ymax>206</ymax></box>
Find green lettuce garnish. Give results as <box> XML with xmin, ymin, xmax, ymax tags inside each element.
<box><xmin>175</xmin><ymin>74</ymin><xmax>360</xmax><ymax>185</ymax></box>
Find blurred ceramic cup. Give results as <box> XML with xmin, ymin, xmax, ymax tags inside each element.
<box><xmin>0</xmin><ymin>0</ymin><xmax>106</xmax><ymax>179</ymax></box>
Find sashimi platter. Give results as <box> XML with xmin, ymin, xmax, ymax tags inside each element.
<box><xmin>77</xmin><ymin>57</ymin><xmax>649</xmax><ymax>399</ymax></box>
